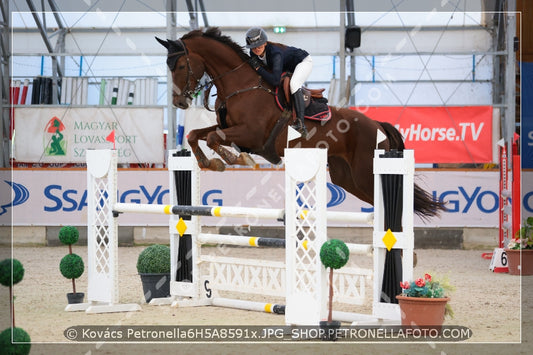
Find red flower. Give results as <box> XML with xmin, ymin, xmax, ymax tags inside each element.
<box><xmin>424</xmin><ymin>273</ymin><xmax>432</xmax><ymax>282</ymax></box>
<box><xmin>415</xmin><ymin>278</ymin><xmax>425</xmax><ymax>287</ymax></box>
<box><xmin>400</xmin><ymin>281</ymin><xmax>410</xmax><ymax>289</ymax></box>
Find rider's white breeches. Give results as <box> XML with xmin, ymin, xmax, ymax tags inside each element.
<box><xmin>290</xmin><ymin>55</ymin><xmax>313</xmax><ymax>94</ymax></box>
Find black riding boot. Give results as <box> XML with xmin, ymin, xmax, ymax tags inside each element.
<box><xmin>291</xmin><ymin>89</ymin><xmax>308</xmax><ymax>138</ymax></box>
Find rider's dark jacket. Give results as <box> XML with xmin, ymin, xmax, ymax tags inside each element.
<box><xmin>249</xmin><ymin>42</ymin><xmax>309</xmax><ymax>87</ymax></box>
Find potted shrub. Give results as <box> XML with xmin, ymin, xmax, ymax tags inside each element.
<box><xmin>319</xmin><ymin>239</ymin><xmax>350</xmax><ymax>341</ymax></box>
<box><xmin>137</xmin><ymin>244</ymin><xmax>171</xmax><ymax>303</ymax></box>
<box><xmin>397</xmin><ymin>273</ymin><xmax>454</xmax><ymax>332</ymax></box>
<box><xmin>505</xmin><ymin>216</ymin><xmax>533</xmax><ymax>275</ymax></box>
<box><xmin>0</xmin><ymin>258</ymin><xmax>31</xmax><ymax>355</ymax></box>
<box><xmin>58</xmin><ymin>226</ymin><xmax>85</xmax><ymax>304</ymax></box>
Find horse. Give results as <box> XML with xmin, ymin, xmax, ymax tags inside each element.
<box><xmin>156</xmin><ymin>27</ymin><xmax>445</xmax><ymax>220</ymax></box>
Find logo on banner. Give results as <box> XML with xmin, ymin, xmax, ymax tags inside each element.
<box><xmin>44</xmin><ymin>116</ymin><xmax>66</xmax><ymax>156</ymax></box>
<box><xmin>0</xmin><ymin>181</ymin><xmax>30</xmax><ymax>215</ymax></box>
<box><xmin>350</xmin><ymin>106</ymin><xmax>493</xmax><ymax>163</ymax></box>
<box><xmin>297</xmin><ymin>182</ymin><xmax>346</xmax><ymax>208</ymax></box>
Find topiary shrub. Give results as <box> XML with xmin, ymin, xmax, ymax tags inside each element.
<box><xmin>58</xmin><ymin>225</ymin><xmax>79</xmax><ymax>246</ymax></box>
<box><xmin>320</xmin><ymin>239</ymin><xmax>350</xmax><ymax>270</ymax></box>
<box><xmin>137</xmin><ymin>244</ymin><xmax>170</xmax><ymax>274</ymax></box>
<box><xmin>0</xmin><ymin>327</ymin><xmax>31</xmax><ymax>355</ymax></box>
<box><xmin>320</xmin><ymin>239</ymin><xmax>350</xmax><ymax>323</ymax></box>
<box><xmin>0</xmin><ymin>259</ymin><xmax>26</xmax><ymax>331</ymax></box>
<box><xmin>58</xmin><ymin>226</ymin><xmax>84</xmax><ymax>299</ymax></box>
<box><xmin>60</xmin><ymin>254</ymin><xmax>84</xmax><ymax>280</ymax></box>
<box><xmin>0</xmin><ymin>259</ymin><xmax>24</xmax><ymax>287</ymax></box>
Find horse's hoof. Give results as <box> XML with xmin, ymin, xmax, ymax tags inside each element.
<box><xmin>210</xmin><ymin>158</ymin><xmax>226</xmax><ymax>172</ymax></box>
<box><xmin>240</xmin><ymin>153</ymin><xmax>256</xmax><ymax>168</ymax></box>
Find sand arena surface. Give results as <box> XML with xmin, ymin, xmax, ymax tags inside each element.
<box><xmin>1</xmin><ymin>246</ymin><xmax>532</xmax><ymax>354</ymax></box>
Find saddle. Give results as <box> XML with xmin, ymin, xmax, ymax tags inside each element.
<box><xmin>282</xmin><ymin>75</ymin><xmax>326</xmax><ymax>104</ymax></box>
<box><xmin>276</xmin><ymin>73</ymin><xmax>331</xmax><ymax>121</ymax></box>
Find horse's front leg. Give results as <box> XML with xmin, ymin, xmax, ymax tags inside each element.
<box><xmin>205</xmin><ymin>126</ymin><xmax>257</xmax><ymax>168</ymax></box>
<box><xmin>187</xmin><ymin>125</ymin><xmax>226</xmax><ymax>171</ymax></box>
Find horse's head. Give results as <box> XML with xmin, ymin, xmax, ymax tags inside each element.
<box><xmin>156</xmin><ymin>37</ymin><xmax>205</xmax><ymax>109</ymax></box>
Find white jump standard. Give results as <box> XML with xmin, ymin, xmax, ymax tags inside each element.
<box><xmin>65</xmin><ymin>150</ymin><xmax>142</xmax><ymax>313</ymax></box>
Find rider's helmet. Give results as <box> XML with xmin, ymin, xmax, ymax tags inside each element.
<box><xmin>245</xmin><ymin>27</ymin><xmax>268</xmax><ymax>48</ymax></box>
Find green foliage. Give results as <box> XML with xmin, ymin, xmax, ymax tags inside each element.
<box><xmin>136</xmin><ymin>244</ymin><xmax>170</xmax><ymax>274</ymax></box>
<box><xmin>58</xmin><ymin>226</ymin><xmax>79</xmax><ymax>246</ymax></box>
<box><xmin>0</xmin><ymin>327</ymin><xmax>31</xmax><ymax>355</ymax></box>
<box><xmin>400</xmin><ymin>272</ymin><xmax>455</xmax><ymax>298</ymax></box>
<box><xmin>319</xmin><ymin>239</ymin><xmax>349</xmax><ymax>270</ymax></box>
<box><xmin>509</xmin><ymin>217</ymin><xmax>533</xmax><ymax>249</ymax></box>
<box><xmin>0</xmin><ymin>259</ymin><xmax>25</xmax><ymax>287</ymax></box>
<box><xmin>59</xmin><ymin>254</ymin><xmax>84</xmax><ymax>279</ymax></box>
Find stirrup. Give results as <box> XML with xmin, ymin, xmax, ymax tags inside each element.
<box><xmin>291</xmin><ymin>120</ymin><xmax>308</xmax><ymax>139</ymax></box>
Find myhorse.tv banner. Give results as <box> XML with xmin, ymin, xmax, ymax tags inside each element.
<box><xmin>14</xmin><ymin>107</ymin><xmax>164</xmax><ymax>164</ymax></box>
<box><xmin>351</xmin><ymin>106</ymin><xmax>493</xmax><ymax>164</ymax></box>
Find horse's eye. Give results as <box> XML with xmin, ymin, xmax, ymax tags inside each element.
<box><xmin>177</xmin><ymin>65</ymin><xmax>185</xmax><ymax>70</ymax></box>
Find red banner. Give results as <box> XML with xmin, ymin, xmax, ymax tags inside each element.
<box><xmin>351</xmin><ymin>106</ymin><xmax>493</xmax><ymax>164</ymax></box>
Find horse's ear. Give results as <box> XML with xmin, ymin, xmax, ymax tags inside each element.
<box><xmin>155</xmin><ymin>37</ymin><xmax>170</xmax><ymax>49</ymax></box>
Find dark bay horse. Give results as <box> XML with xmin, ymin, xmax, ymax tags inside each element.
<box><xmin>156</xmin><ymin>27</ymin><xmax>444</xmax><ymax>219</ymax></box>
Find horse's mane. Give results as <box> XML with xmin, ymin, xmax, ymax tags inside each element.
<box><xmin>182</xmin><ymin>27</ymin><xmax>250</xmax><ymax>61</ymax></box>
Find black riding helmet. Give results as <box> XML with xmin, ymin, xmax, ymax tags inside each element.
<box><xmin>245</xmin><ymin>27</ymin><xmax>268</xmax><ymax>48</ymax></box>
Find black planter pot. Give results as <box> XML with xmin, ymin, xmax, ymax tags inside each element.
<box><xmin>139</xmin><ymin>273</ymin><xmax>170</xmax><ymax>303</ymax></box>
<box><xmin>319</xmin><ymin>320</ymin><xmax>341</xmax><ymax>341</ymax></box>
<box><xmin>67</xmin><ymin>292</ymin><xmax>85</xmax><ymax>304</ymax></box>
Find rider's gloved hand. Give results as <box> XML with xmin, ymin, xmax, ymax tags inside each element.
<box><xmin>248</xmin><ymin>56</ymin><xmax>262</xmax><ymax>70</ymax></box>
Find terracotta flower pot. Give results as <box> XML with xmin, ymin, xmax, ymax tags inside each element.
<box><xmin>397</xmin><ymin>295</ymin><xmax>450</xmax><ymax>332</ymax></box>
<box><xmin>505</xmin><ymin>249</ymin><xmax>533</xmax><ymax>276</ymax></box>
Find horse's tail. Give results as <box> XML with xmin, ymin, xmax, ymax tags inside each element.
<box><xmin>378</xmin><ymin>121</ymin><xmax>446</xmax><ymax>220</ymax></box>
<box><xmin>378</xmin><ymin>121</ymin><xmax>405</xmax><ymax>151</ymax></box>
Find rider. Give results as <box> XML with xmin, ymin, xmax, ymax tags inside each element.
<box><xmin>245</xmin><ymin>27</ymin><xmax>311</xmax><ymax>138</ymax></box>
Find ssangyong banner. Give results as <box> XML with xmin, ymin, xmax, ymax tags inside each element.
<box><xmin>14</xmin><ymin>107</ymin><xmax>164</xmax><ymax>164</ymax></box>
<box><xmin>522</xmin><ymin>62</ymin><xmax>533</xmax><ymax>169</ymax></box>
<box><xmin>351</xmin><ymin>106</ymin><xmax>493</xmax><ymax>164</ymax></box>
<box><xmin>3</xmin><ymin>168</ymin><xmax>529</xmax><ymax>229</ymax></box>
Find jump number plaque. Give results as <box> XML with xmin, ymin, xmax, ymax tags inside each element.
<box><xmin>489</xmin><ymin>248</ymin><xmax>509</xmax><ymax>273</ymax></box>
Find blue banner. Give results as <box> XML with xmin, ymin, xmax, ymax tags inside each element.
<box><xmin>522</xmin><ymin>62</ymin><xmax>533</xmax><ymax>168</ymax></box>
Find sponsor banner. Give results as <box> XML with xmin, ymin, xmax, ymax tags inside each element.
<box><xmin>522</xmin><ymin>62</ymin><xmax>533</xmax><ymax>169</ymax></box>
<box><xmin>2</xmin><ymin>168</ymin><xmax>525</xmax><ymax>229</ymax></box>
<box><xmin>14</xmin><ymin>107</ymin><xmax>164</xmax><ymax>164</ymax></box>
<box><xmin>351</xmin><ymin>106</ymin><xmax>493</xmax><ymax>164</ymax></box>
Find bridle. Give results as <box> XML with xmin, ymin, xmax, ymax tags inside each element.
<box><xmin>167</xmin><ymin>39</ymin><xmax>275</xmax><ymax>112</ymax></box>
<box><xmin>167</xmin><ymin>39</ymin><xmax>204</xmax><ymax>101</ymax></box>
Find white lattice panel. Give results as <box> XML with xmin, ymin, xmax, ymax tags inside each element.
<box><xmin>87</xmin><ymin>150</ymin><xmax>118</xmax><ymax>304</ymax></box>
<box><xmin>332</xmin><ymin>267</ymin><xmax>373</xmax><ymax>305</ymax></box>
<box><xmin>202</xmin><ymin>255</ymin><xmax>285</xmax><ymax>297</ymax></box>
